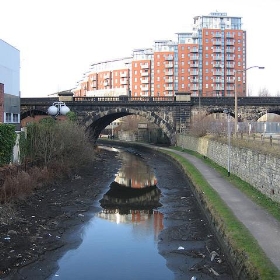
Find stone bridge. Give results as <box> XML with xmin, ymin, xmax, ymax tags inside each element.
<box><xmin>20</xmin><ymin>94</ymin><xmax>280</xmax><ymax>144</ymax></box>
<box><xmin>191</xmin><ymin>96</ymin><xmax>280</xmax><ymax>121</ymax></box>
<box><xmin>20</xmin><ymin>95</ymin><xmax>191</xmax><ymax>145</ymax></box>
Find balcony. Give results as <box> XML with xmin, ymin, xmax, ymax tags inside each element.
<box><xmin>213</xmin><ymin>71</ymin><xmax>223</xmax><ymax>75</ymax></box>
<box><xmin>212</xmin><ymin>33</ymin><xmax>222</xmax><ymax>38</ymax></box>
<box><xmin>213</xmin><ymin>56</ymin><xmax>222</xmax><ymax>60</ymax></box>
<box><xmin>165</xmin><ymin>62</ymin><xmax>173</xmax><ymax>68</ymax></box>
<box><xmin>191</xmin><ymin>79</ymin><xmax>199</xmax><ymax>83</ymax></box>
<box><xmin>226</xmin><ymin>63</ymin><xmax>234</xmax><ymax>68</ymax></box>
<box><xmin>226</xmin><ymin>48</ymin><xmax>234</xmax><ymax>53</ymax></box>
<box><xmin>213</xmin><ymin>86</ymin><xmax>224</xmax><ymax>90</ymax></box>
<box><xmin>165</xmin><ymin>70</ymin><xmax>173</xmax><ymax>76</ymax></box>
<box><xmin>90</xmin><ymin>76</ymin><xmax>97</xmax><ymax>81</ymax></box>
<box><xmin>165</xmin><ymin>55</ymin><xmax>173</xmax><ymax>61</ymax></box>
<box><xmin>226</xmin><ymin>86</ymin><xmax>234</xmax><ymax>90</ymax></box>
<box><xmin>213</xmin><ymin>48</ymin><xmax>222</xmax><ymax>53</ymax></box>
<box><xmin>141</xmin><ymin>71</ymin><xmax>149</xmax><ymax>76</ymax></box>
<box><xmin>120</xmin><ymin>80</ymin><xmax>128</xmax><ymax>85</ymax></box>
<box><xmin>120</xmin><ymin>72</ymin><xmax>128</xmax><ymax>78</ymax></box>
<box><xmin>165</xmin><ymin>78</ymin><xmax>173</xmax><ymax>83</ymax></box>
<box><xmin>140</xmin><ymin>85</ymin><xmax>149</xmax><ymax>91</ymax></box>
<box><xmin>226</xmin><ymin>71</ymin><xmax>235</xmax><ymax>75</ymax></box>
<box><xmin>141</xmin><ymin>78</ymin><xmax>149</xmax><ymax>84</ymax></box>
<box><xmin>91</xmin><ymin>82</ymin><xmax>97</xmax><ymax>88</ymax></box>
<box><xmin>226</xmin><ymin>40</ymin><xmax>234</xmax><ymax>46</ymax></box>
<box><xmin>190</xmin><ymin>47</ymin><xmax>198</xmax><ymax>52</ymax></box>
<box><xmin>190</xmin><ymin>63</ymin><xmax>198</xmax><ymax>68</ymax></box>
<box><xmin>104</xmin><ymin>81</ymin><xmax>110</xmax><ymax>86</ymax></box>
<box><xmin>190</xmin><ymin>86</ymin><xmax>199</xmax><ymax>91</ymax></box>
<box><xmin>140</xmin><ymin>92</ymin><xmax>149</xmax><ymax>96</ymax></box>
<box><xmin>190</xmin><ymin>71</ymin><xmax>198</xmax><ymax>75</ymax></box>
<box><xmin>104</xmin><ymin>73</ymin><xmax>110</xmax><ymax>79</ymax></box>
<box><xmin>190</xmin><ymin>55</ymin><xmax>199</xmax><ymax>60</ymax></box>
<box><xmin>141</xmin><ymin>64</ymin><xmax>149</xmax><ymax>69</ymax></box>
<box><xmin>192</xmin><ymin>32</ymin><xmax>198</xmax><ymax>38</ymax></box>
<box><xmin>226</xmin><ymin>33</ymin><xmax>234</xmax><ymax>39</ymax></box>
<box><xmin>213</xmin><ymin>40</ymin><xmax>222</xmax><ymax>45</ymax></box>
<box><xmin>226</xmin><ymin>78</ymin><xmax>235</xmax><ymax>83</ymax></box>
<box><xmin>165</xmin><ymin>85</ymin><xmax>173</xmax><ymax>90</ymax></box>
<box><xmin>213</xmin><ymin>79</ymin><xmax>223</xmax><ymax>83</ymax></box>
<box><xmin>226</xmin><ymin>55</ymin><xmax>234</xmax><ymax>60</ymax></box>
<box><xmin>213</xmin><ymin>63</ymin><xmax>223</xmax><ymax>68</ymax></box>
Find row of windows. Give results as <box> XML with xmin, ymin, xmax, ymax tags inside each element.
<box><xmin>4</xmin><ymin>113</ymin><xmax>19</xmax><ymax>123</ymax></box>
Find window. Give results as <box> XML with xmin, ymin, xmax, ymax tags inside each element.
<box><xmin>134</xmin><ymin>85</ymin><xmax>137</xmax><ymax>89</ymax></box>
<box><xmin>134</xmin><ymin>77</ymin><xmax>137</xmax><ymax>82</ymax></box>
<box><xmin>181</xmin><ymin>46</ymin><xmax>184</xmax><ymax>50</ymax></box>
<box><xmin>134</xmin><ymin>70</ymin><xmax>137</xmax><ymax>74</ymax></box>
<box><xmin>157</xmin><ymin>62</ymin><xmax>160</xmax><ymax>66</ymax></box>
<box><xmin>134</xmin><ymin>63</ymin><xmax>137</xmax><ymax>67</ymax></box>
<box><xmin>5</xmin><ymin>113</ymin><xmax>11</xmax><ymax>122</ymax></box>
<box><xmin>182</xmin><ymin>84</ymin><xmax>185</xmax><ymax>89</ymax></box>
<box><xmin>181</xmin><ymin>77</ymin><xmax>185</xmax><ymax>81</ymax></box>
<box><xmin>181</xmin><ymin>54</ymin><xmax>185</xmax><ymax>58</ymax></box>
<box><xmin>181</xmin><ymin>62</ymin><xmax>184</xmax><ymax>66</ymax></box>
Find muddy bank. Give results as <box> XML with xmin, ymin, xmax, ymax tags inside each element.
<box><xmin>0</xmin><ymin>144</ymin><xmax>234</xmax><ymax>279</ymax></box>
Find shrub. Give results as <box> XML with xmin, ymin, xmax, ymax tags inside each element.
<box><xmin>0</xmin><ymin>124</ymin><xmax>17</xmax><ymax>166</ymax></box>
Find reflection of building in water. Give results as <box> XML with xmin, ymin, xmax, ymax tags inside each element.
<box><xmin>115</xmin><ymin>152</ymin><xmax>157</xmax><ymax>188</ymax></box>
<box><xmin>98</xmin><ymin>209</ymin><xmax>164</xmax><ymax>240</ymax></box>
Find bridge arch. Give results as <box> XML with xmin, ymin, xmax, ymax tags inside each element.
<box><xmin>81</xmin><ymin>107</ymin><xmax>175</xmax><ymax>144</ymax></box>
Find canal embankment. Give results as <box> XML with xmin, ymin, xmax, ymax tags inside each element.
<box><xmin>100</xmin><ymin>139</ymin><xmax>280</xmax><ymax>279</ymax></box>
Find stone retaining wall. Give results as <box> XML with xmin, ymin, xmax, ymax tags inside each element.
<box><xmin>176</xmin><ymin>134</ymin><xmax>280</xmax><ymax>203</ymax></box>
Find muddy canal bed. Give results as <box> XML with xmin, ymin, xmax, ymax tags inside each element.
<box><xmin>0</xmin><ymin>144</ymin><xmax>234</xmax><ymax>279</ymax></box>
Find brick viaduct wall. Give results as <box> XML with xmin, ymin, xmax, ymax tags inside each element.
<box><xmin>176</xmin><ymin>134</ymin><xmax>280</xmax><ymax>203</ymax></box>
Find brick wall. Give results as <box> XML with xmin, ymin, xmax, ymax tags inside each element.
<box><xmin>0</xmin><ymin>83</ymin><xmax>4</xmax><ymax>123</ymax></box>
<box><xmin>176</xmin><ymin>134</ymin><xmax>280</xmax><ymax>203</ymax></box>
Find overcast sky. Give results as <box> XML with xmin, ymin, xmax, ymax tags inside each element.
<box><xmin>1</xmin><ymin>0</ymin><xmax>279</xmax><ymax>97</ymax></box>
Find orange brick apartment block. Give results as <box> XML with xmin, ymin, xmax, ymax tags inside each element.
<box><xmin>73</xmin><ymin>12</ymin><xmax>246</xmax><ymax>98</ymax></box>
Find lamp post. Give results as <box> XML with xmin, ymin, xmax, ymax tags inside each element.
<box><xmin>223</xmin><ymin>109</ymin><xmax>231</xmax><ymax>177</ymax></box>
<box><xmin>47</xmin><ymin>101</ymin><xmax>70</xmax><ymax>118</ymax></box>
<box><xmin>234</xmin><ymin>66</ymin><xmax>265</xmax><ymax>135</ymax></box>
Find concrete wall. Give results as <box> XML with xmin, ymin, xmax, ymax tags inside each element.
<box><xmin>176</xmin><ymin>134</ymin><xmax>280</xmax><ymax>203</ymax></box>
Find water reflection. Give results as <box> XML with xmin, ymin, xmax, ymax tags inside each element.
<box><xmin>51</xmin><ymin>147</ymin><xmax>173</xmax><ymax>280</ymax></box>
<box><xmin>99</xmin><ymin>148</ymin><xmax>164</xmax><ymax>238</ymax></box>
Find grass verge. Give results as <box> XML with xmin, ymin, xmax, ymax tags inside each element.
<box><xmin>159</xmin><ymin>147</ymin><xmax>280</xmax><ymax>280</ymax></box>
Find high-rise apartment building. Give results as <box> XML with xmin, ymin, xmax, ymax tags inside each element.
<box><xmin>73</xmin><ymin>12</ymin><xmax>245</xmax><ymax>98</ymax></box>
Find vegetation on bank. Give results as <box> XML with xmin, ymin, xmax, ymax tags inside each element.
<box><xmin>0</xmin><ymin>116</ymin><xmax>96</xmax><ymax>203</ymax></box>
<box><xmin>0</xmin><ymin>124</ymin><xmax>17</xmax><ymax>166</ymax></box>
<box><xmin>162</xmin><ymin>147</ymin><xmax>280</xmax><ymax>279</ymax></box>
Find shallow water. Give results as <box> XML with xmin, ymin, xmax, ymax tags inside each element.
<box><xmin>50</xmin><ymin>147</ymin><xmax>173</xmax><ymax>280</ymax></box>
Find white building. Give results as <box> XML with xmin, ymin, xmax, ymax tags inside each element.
<box><xmin>0</xmin><ymin>39</ymin><xmax>20</xmax><ymax>130</ymax></box>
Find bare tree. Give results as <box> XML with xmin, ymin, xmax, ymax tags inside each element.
<box><xmin>258</xmin><ymin>87</ymin><xmax>270</xmax><ymax>97</ymax></box>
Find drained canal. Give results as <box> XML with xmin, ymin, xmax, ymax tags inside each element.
<box><xmin>49</xmin><ymin>145</ymin><xmax>234</xmax><ymax>280</ymax></box>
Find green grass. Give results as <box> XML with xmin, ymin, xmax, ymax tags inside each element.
<box><xmin>160</xmin><ymin>147</ymin><xmax>280</xmax><ymax>280</ymax></box>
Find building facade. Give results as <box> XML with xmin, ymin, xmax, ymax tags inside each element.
<box><xmin>0</xmin><ymin>39</ymin><xmax>20</xmax><ymax>130</ymax></box>
<box><xmin>73</xmin><ymin>12</ymin><xmax>245</xmax><ymax>98</ymax></box>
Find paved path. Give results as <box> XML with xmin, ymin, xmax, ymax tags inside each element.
<box><xmin>158</xmin><ymin>147</ymin><xmax>280</xmax><ymax>270</ymax></box>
